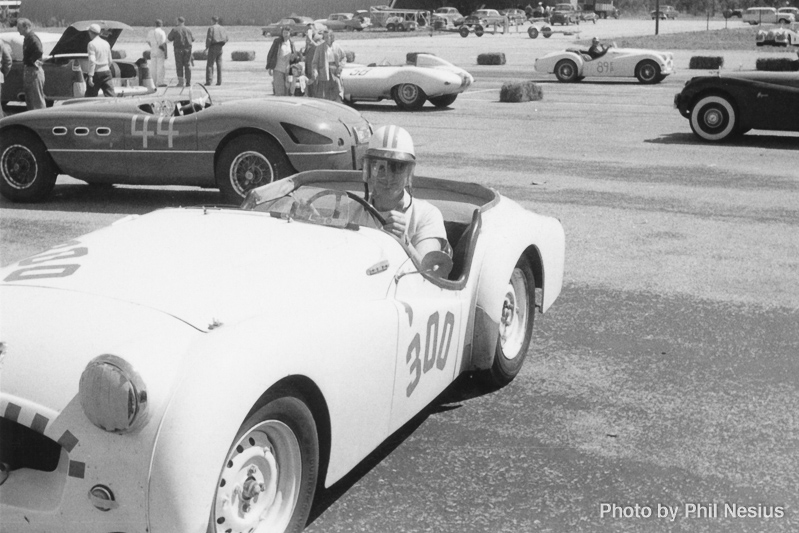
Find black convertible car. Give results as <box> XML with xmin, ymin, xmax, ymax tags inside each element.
<box><xmin>674</xmin><ymin>70</ymin><xmax>799</xmax><ymax>142</ymax></box>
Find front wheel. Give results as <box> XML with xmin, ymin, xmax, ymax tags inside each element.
<box><xmin>428</xmin><ymin>94</ymin><xmax>458</xmax><ymax>108</ymax></box>
<box><xmin>386</xmin><ymin>22</ymin><xmax>396</xmax><ymax>31</ymax></box>
<box><xmin>0</xmin><ymin>130</ymin><xmax>58</xmax><ymax>202</ymax></box>
<box><xmin>459</xmin><ymin>26</ymin><xmax>469</xmax><ymax>37</ymax></box>
<box><xmin>689</xmin><ymin>94</ymin><xmax>738</xmax><ymax>142</ymax></box>
<box><xmin>209</xmin><ymin>396</ymin><xmax>319</xmax><ymax>533</ymax></box>
<box><xmin>635</xmin><ymin>60</ymin><xmax>661</xmax><ymax>84</ymax></box>
<box><xmin>392</xmin><ymin>83</ymin><xmax>426</xmax><ymax>110</ymax></box>
<box><xmin>474</xmin><ymin>24</ymin><xmax>485</xmax><ymax>36</ymax></box>
<box><xmin>528</xmin><ymin>26</ymin><xmax>539</xmax><ymax>38</ymax></box>
<box><xmin>554</xmin><ymin>59</ymin><xmax>578</xmax><ymax>82</ymax></box>
<box><xmin>485</xmin><ymin>258</ymin><xmax>536</xmax><ymax>387</ymax></box>
<box><xmin>215</xmin><ymin>134</ymin><xmax>291</xmax><ymax>201</ymax></box>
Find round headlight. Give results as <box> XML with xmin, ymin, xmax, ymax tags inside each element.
<box><xmin>79</xmin><ymin>354</ymin><xmax>148</xmax><ymax>433</ymax></box>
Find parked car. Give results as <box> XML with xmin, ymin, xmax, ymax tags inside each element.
<box><xmin>464</xmin><ymin>9</ymin><xmax>505</xmax><ymax>28</ymax></box>
<box><xmin>778</xmin><ymin>7</ymin><xmax>799</xmax><ymax>18</ymax></box>
<box><xmin>742</xmin><ymin>7</ymin><xmax>795</xmax><ymax>24</ymax></box>
<box><xmin>0</xmin><ymin>87</ymin><xmax>373</xmax><ymax>202</ymax></box>
<box><xmin>500</xmin><ymin>8</ymin><xmax>527</xmax><ymax>25</ymax></box>
<box><xmin>551</xmin><ymin>4</ymin><xmax>580</xmax><ymax>25</ymax></box>
<box><xmin>674</xmin><ymin>71</ymin><xmax>799</xmax><ymax>141</ymax></box>
<box><xmin>651</xmin><ymin>5</ymin><xmax>678</xmax><ymax>19</ymax></box>
<box><xmin>575</xmin><ymin>5</ymin><xmax>598</xmax><ymax>23</ymax></box>
<box><xmin>385</xmin><ymin>15</ymin><xmax>418</xmax><ymax>31</ymax></box>
<box><xmin>353</xmin><ymin>9</ymin><xmax>372</xmax><ymax>25</ymax></box>
<box><xmin>722</xmin><ymin>8</ymin><xmax>744</xmax><ymax>18</ymax></box>
<box><xmin>262</xmin><ymin>16</ymin><xmax>323</xmax><ymax>37</ymax></box>
<box><xmin>0</xmin><ymin>169</ymin><xmax>565</xmax><ymax>533</ymax></box>
<box><xmin>315</xmin><ymin>13</ymin><xmax>365</xmax><ymax>31</ymax></box>
<box><xmin>1</xmin><ymin>21</ymin><xmax>155</xmax><ymax>110</ymax></box>
<box><xmin>432</xmin><ymin>7</ymin><xmax>465</xmax><ymax>28</ymax></box>
<box><xmin>756</xmin><ymin>25</ymin><xmax>798</xmax><ymax>46</ymax></box>
<box><xmin>342</xmin><ymin>53</ymin><xmax>473</xmax><ymax>110</ymax></box>
<box><xmin>535</xmin><ymin>45</ymin><xmax>674</xmax><ymax>83</ymax></box>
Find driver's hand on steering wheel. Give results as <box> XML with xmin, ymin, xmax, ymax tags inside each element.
<box><xmin>383</xmin><ymin>210</ymin><xmax>409</xmax><ymax>243</ymax></box>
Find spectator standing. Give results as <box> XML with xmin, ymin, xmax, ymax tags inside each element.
<box><xmin>310</xmin><ymin>30</ymin><xmax>346</xmax><ymax>103</ymax></box>
<box><xmin>17</xmin><ymin>18</ymin><xmax>45</xmax><ymax>111</ymax></box>
<box><xmin>205</xmin><ymin>16</ymin><xmax>228</xmax><ymax>85</ymax></box>
<box><xmin>146</xmin><ymin>19</ymin><xmax>168</xmax><ymax>86</ymax></box>
<box><xmin>0</xmin><ymin>38</ymin><xmax>11</xmax><ymax>117</ymax></box>
<box><xmin>168</xmin><ymin>16</ymin><xmax>194</xmax><ymax>86</ymax></box>
<box><xmin>303</xmin><ymin>23</ymin><xmax>320</xmax><ymax>97</ymax></box>
<box><xmin>85</xmin><ymin>24</ymin><xmax>115</xmax><ymax>97</ymax></box>
<box><xmin>266</xmin><ymin>26</ymin><xmax>296</xmax><ymax>96</ymax></box>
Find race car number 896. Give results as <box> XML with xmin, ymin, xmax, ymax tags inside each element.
<box><xmin>595</xmin><ymin>61</ymin><xmax>614</xmax><ymax>73</ymax></box>
<box><xmin>406</xmin><ymin>311</ymin><xmax>455</xmax><ymax>397</ymax></box>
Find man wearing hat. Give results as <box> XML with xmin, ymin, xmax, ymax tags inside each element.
<box><xmin>205</xmin><ymin>16</ymin><xmax>228</xmax><ymax>85</ymax></box>
<box><xmin>168</xmin><ymin>16</ymin><xmax>194</xmax><ymax>86</ymax></box>
<box><xmin>85</xmin><ymin>23</ymin><xmax>115</xmax><ymax>97</ymax></box>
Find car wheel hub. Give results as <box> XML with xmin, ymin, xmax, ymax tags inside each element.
<box><xmin>704</xmin><ymin>109</ymin><xmax>723</xmax><ymax>128</ymax></box>
<box><xmin>400</xmin><ymin>85</ymin><xmax>418</xmax><ymax>102</ymax></box>
<box><xmin>213</xmin><ymin>420</ymin><xmax>301</xmax><ymax>533</ymax></box>
<box><xmin>1</xmin><ymin>145</ymin><xmax>37</xmax><ymax>190</ymax></box>
<box><xmin>499</xmin><ymin>269</ymin><xmax>528</xmax><ymax>359</ymax></box>
<box><xmin>230</xmin><ymin>151</ymin><xmax>274</xmax><ymax>196</ymax></box>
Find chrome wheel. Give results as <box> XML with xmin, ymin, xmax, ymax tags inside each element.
<box><xmin>212</xmin><ymin>420</ymin><xmax>302</xmax><ymax>533</ymax></box>
<box><xmin>229</xmin><ymin>151</ymin><xmax>275</xmax><ymax>197</ymax></box>
<box><xmin>499</xmin><ymin>267</ymin><xmax>530</xmax><ymax>360</ymax></box>
<box><xmin>1</xmin><ymin>144</ymin><xmax>37</xmax><ymax>190</ymax></box>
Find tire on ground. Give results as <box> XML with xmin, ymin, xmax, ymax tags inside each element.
<box><xmin>0</xmin><ymin>129</ymin><xmax>59</xmax><ymax>202</ymax></box>
<box><xmin>689</xmin><ymin>94</ymin><xmax>738</xmax><ymax>142</ymax></box>
<box><xmin>392</xmin><ymin>83</ymin><xmax>427</xmax><ymax>110</ymax></box>
<box><xmin>554</xmin><ymin>59</ymin><xmax>578</xmax><ymax>82</ymax></box>
<box><xmin>215</xmin><ymin>134</ymin><xmax>292</xmax><ymax>202</ymax></box>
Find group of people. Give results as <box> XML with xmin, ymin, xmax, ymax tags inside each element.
<box><xmin>146</xmin><ymin>15</ymin><xmax>229</xmax><ymax>87</ymax></box>
<box><xmin>266</xmin><ymin>24</ymin><xmax>346</xmax><ymax>102</ymax></box>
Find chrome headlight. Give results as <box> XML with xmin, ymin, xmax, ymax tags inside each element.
<box><xmin>79</xmin><ymin>354</ymin><xmax>148</xmax><ymax>433</ymax></box>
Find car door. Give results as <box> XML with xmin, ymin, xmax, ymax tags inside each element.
<box><xmin>747</xmin><ymin>78</ymin><xmax>799</xmax><ymax>131</ymax></box>
<box><xmin>388</xmin><ymin>256</ymin><xmax>467</xmax><ymax>433</ymax></box>
<box><xmin>44</xmin><ymin>112</ymin><xmax>129</xmax><ymax>181</ymax></box>
<box><xmin>123</xmin><ymin>103</ymin><xmax>199</xmax><ymax>182</ymax></box>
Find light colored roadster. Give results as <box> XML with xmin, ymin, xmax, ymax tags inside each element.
<box><xmin>535</xmin><ymin>45</ymin><xmax>675</xmax><ymax>84</ymax></box>
<box><xmin>341</xmin><ymin>53</ymin><xmax>473</xmax><ymax>110</ymax></box>
<box><xmin>0</xmin><ymin>87</ymin><xmax>372</xmax><ymax>202</ymax></box>
<box><xmin>0</xmin><ymin>170</ymin><xmax>565</xmax><ymax>533</ymax></box>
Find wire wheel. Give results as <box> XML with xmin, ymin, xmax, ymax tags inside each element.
<box><xmin>229</xmin><ymin>151</ymin><xmax>275</xmax><ymax>196</ymax></box>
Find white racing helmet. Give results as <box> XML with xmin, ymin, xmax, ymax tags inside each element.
<box><xmin>363</xmin><ymin>126</ymin><xmax>416</xmax><ymax>199</ymax></box>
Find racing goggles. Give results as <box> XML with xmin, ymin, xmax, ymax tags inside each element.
<box><xmin>363</xmin><ymin>157</ymin><xmax>415</xmax><ymax>190</ymax></box>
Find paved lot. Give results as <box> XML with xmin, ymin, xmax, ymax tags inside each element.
<box><xmin>1</xmin><ymin>17</ymin><xmax>797</xmax><ymax>533</ymax></box>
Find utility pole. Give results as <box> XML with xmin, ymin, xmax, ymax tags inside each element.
<box><xmin>655</xmin><ymin>0</ymin><xmax>660</xmax><ymax>34</ymax></box>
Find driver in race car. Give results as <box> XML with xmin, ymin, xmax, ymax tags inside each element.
<box><xmin>587</xmin><ymin>37</ymin><xmax>610</xmax><ymax>59</ymax></box>
<box><xmin>362</xmin><ymin>125</ymin><xmax>451</xmax><ymax>264</ymax></box>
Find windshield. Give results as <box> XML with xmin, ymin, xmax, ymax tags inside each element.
<box><xmin>243</xmin><ymin>185</ymin><xmax>382</xmax><ymax>230</ymax></box>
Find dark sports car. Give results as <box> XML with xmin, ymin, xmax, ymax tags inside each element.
<box><xmin>674</xmin><ymin>71</ymin><xmax>799</xmax><ymax>142</ymax></box>
<box><xmin>0</xmin><ymin>87</ymin><xmax>373</xmax><ymax>202</ymax></box>
<box><xmin>1</xmin><ymin>20</ymin><xmax>155</xmax><ymax>111</ymax></box>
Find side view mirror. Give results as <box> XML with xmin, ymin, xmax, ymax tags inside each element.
<box><xmin>395</xmin><ymin>251</ymin><xmax>453</xmax><ymax>282</ymax></box>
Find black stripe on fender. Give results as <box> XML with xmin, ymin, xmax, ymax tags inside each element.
<box><xmin>68</xmin><ymin>461</ymin><xmax>85</xmax><ymax>479</ymax></box>
<box><xmin>58</xmin><ymin>430</ymin><xmax>79</xmax><ymax>453</ymax></box>
<box><xmin>4</xmin><ymin>403</ymin><xmax>21</xmax><ymax>422</ymax></box>
<box><xmin>31</xmin><ymin>413</ymin><xmax>49</xmax><ymax>434</ymax></box>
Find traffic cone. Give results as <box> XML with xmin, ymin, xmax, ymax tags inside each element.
<box><xmin>71</xmin><ymin>60</ymin><xmax>86</xmax><ymax>97</ymax></box>
<box><xmin>137</xmin><ymin>59</ymin><xmax>156</xmax><ymax>93</ymax></box>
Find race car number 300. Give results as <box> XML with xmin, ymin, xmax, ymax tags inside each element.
<box><xmin>4</xmin><ymin>241</ymin><xmax>86</xmax><ymax>282</ymax></box>
<box><xmin>406</xmin><ymin>311</ymin><xmax>455</xmax><ymax>397</ymax></box>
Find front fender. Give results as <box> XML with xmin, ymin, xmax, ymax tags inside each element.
<box><xmin>470</xmin><ymin>200</ymin><xmax>565</xmax><ymax>369</ymax></box>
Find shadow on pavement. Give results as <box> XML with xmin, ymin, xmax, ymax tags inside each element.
<box><xmin>646</xmin><ymin>132</ymin><xmax>799</xmax><ymax>150</ymax></box>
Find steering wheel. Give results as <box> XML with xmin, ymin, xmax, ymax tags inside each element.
<box><xmin>190</xmin><ymin>82</ymin><xmax>213</xmax><ymax>107</ymax></box>
<box><xmin>304</xmin><ymin>189</ymin><xmax>386</xmax><ymax>227</ymax></box>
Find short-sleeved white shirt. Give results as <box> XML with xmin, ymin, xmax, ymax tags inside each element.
<box><xmin>374</xmin><ymin>193</ymin><xmax>447</xmax><ymax>250</ymax></box>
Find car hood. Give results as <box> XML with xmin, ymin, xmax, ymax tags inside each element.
<box><xmin>50</xmin><ymin>20</ymin><xmax>131</xmax><ymax>56</ymax></box>
<box><xmin>715</xmin><ymin>70</ymin><xmax>799</xmax><ymax>89</ymax></box>
<box><xmin>0</xmin><ymin>208</ymin><xmax>394</xmax><ymax>333</ymax></box>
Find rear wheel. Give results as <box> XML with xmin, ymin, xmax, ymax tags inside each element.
<box><xmin>0</xmin><ymin>130</ymin><xmax>58</xmax><ymax>202</ymax></box>
<box><xmin>392</xmin><ymin>83</ymin><xmax>426</xmax><ymax>110</ymax></box>
<box><xmin>485</xmin><ymin>258</ymin><xmax>536</xmax><ymax>387</ymax></box>
<box><xmin>474</xmin><ymin>24</ymin><xmax>485</xmax><ymax>36</ymax></box>
<box><xmin>208</xmin><ymin>396</ymin><xmax>319</xmax><ymax>533</ymax></box>
<box><xmin>554</xmin><ymin>59</ymin><xmax>578</xmax><ymax>82</ymax></box>
<box><xmin>528</xmin><ymin>26</ymin><xmax>539</xmax><ymax>38</ymax></box>
<box><xmin>690</xmin><ymin>94</ymin><xmax>738</xmax><ymax>142</ymax></box>
<box><xmin>428</xmin><ymin>94</ymin><xmax>458</xmax><ymax>108</ymax></box>
<box><xmin>635</xmin><ymin>60</ymin><xmax>661</xmax><ymax>84</ymax></box>
<box><xmin>215</xmin><ymin>134</ymin><xmax>291</xmax><ymax>201</ymax></box>
<box><xmin>386</xmin><ymin>22</ymin><xmax>396</xmax><ymax>31</ymax></box>
<box><xmin>459</xmin><ymin>26</ymin><xmax>469</xmax><ymax>37</ymax></box>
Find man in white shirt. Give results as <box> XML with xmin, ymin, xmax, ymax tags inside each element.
<box><xmin>146</xmin><ymin>19</ymin><xmax>168</xmax><ymax>86</ymax></box>
<box><xmin>362</xmin><ymin>125</ymin><xmax>450</xmax><ymax>264</ymax></box>
<box><xmin>85</xmin><ymin>24</ymin><xmax>115</xmax><ymax>97</ymax></box>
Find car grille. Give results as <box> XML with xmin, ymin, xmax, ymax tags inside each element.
<box><xmin>0</xmin><ymin>417</ymin><xmax>62</xmax><ymax>473</ymax></box>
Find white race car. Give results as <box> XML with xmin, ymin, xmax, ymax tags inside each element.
<box><xmin>535</xmin><ymin>45</ymin><xmax>675</xmax><ymax>84</ymax></box>
<box><xmin>342</xmin><ymin>53</ymin><xmax>474</xmax><ymax>110</ymax></box>
<box><xmin>756</xmin><ymin>25</ymin><xmax>799</xmax><ymax>46</ymax></box>
<box><xmin>0</xmin><ymin>170</ymin><xmax>565</xmax><ymax>533</ymax></box>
